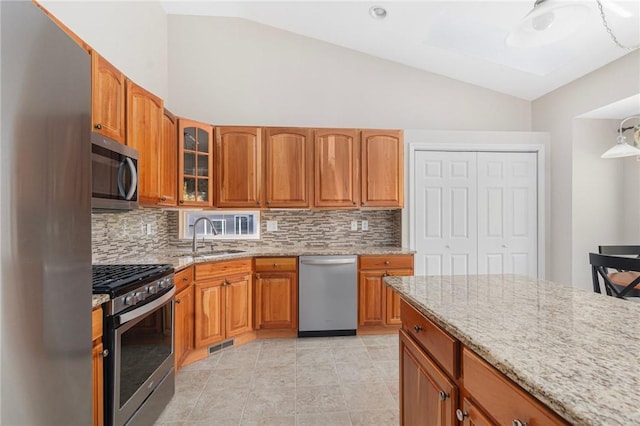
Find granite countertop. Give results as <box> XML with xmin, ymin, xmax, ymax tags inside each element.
<box><xmin>92</xmin><ymin>245</ymin><xmax>413</xmax><ymax>308</ymax></box>
<box><xmin>384</xmin><ymin>274</ymin><xmax>640</xmax><ymax>426</ymax></box>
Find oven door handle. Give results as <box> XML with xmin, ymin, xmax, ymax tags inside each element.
<box><xmin>116</xmin><ymin>287</ymin><xmax>175</xmax><ymax>325</ymax></box>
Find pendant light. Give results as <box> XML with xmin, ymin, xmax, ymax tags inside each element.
<box><xmin>601</xmin><ymin>116</ymin><xmax>640</xmax><ymax>159</ymax></box>
<box><xmin>506</xmin><ymin>0</ymin><xmax>589</xmax><ymax>48</ymax></box>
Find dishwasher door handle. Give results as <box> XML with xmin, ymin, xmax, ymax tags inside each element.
<box><xmin>300</xmin><ymin>258</ymin><xmax>357</xmax><ymax>266</ymax></box>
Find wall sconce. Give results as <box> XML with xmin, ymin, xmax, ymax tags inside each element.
<box><xmin>601</xmin><ymin>115</ymin><xmax>640</xmax><ymax>159</ymax></box>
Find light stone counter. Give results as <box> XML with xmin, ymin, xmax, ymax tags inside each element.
<box><xmin>92</xmin><ymin>246</ymin><xmax>414</xmax><ymax>308</ymax></box>
<box><xmin>384</xmin><ymin>274</ymin><xmax>640</xmax><ymax>426</ymax></box>
<box><xmin>95</xmin><ymin>246</ymin><xmax>415</xmax><ymax>273</ymax></box>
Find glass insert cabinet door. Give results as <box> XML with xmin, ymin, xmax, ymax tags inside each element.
<box><xmin>178</xmin><ymin>119</ymin><xmax>213</xmax><ymax>206</ymax></box>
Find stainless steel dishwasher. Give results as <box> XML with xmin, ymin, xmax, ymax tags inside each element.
<box><xmin>298</xmin><ymin>255</ymin><xmax>358</xmax><ymax>337</ymax></box>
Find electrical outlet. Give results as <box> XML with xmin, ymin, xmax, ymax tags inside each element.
<box><xmin>145</xmin><ymin>223</ymin><xmax>152</xmax><ymax>235</ymax></box>
<box><xmin>266</xmin><ymin>220</ymin><xmax>278</xmax><ymax>232</ymax></box>
<box><xmin>361</xmin><ymin>220</ymin><xmax>368</xmax><ymax>231</ymax></box>
<box><xmin>351</xmin><ymin>221</ymin><xmax>358</xmax><ymax>231</ymax></box>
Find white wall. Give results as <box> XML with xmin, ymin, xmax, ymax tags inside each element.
<box><xmin>167</xmin><ymin>16</ymin><xmax>531</xmax><ymax>130</ymax></box>
<box><xmin>40</xmin><ymin>1</ymin><xmax>169</xmax><ymax>100</ymax></box>
<box><xmin>532</xmin><ymin>51</ymin><xmax>640</xmax><ymax>286</ymax></box>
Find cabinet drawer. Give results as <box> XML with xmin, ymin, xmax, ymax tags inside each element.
<box><xmin>175</xmin><ymin>266</ymin><xmax>194</xmax><ymax>292</ymax></box>
<box><xmin>360</xmin><ymin>255</ymin><xmax>413</xmax><ymax>270</ymax></box>
<box><xmin>400</xmin><ymin>299</ymin><xmax>457</xmax><ymax>378</ymax></box>
<box><xmin>92</xmin><ymin>307</ymin><xmax>103</xmax><ymax>342</ymax></box>
<box><xmin>462</xmin><ymin>347</ymin><xmax>567</xmax><ymax>426</ymax></box>
<box><xmin>195</xmin><ymin>259</ymin><xmax>252</xmax><ymax>281</ymax></box>
<box><xmin>255</xmin><ymin>257</ymin><xmax>297</xmax><ymax>272</ymax></box>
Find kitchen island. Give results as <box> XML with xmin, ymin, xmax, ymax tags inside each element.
<box><xmin>384</xmin><ymin>274</ymin><xmax>640</xmax><ymax>425</ymax></box>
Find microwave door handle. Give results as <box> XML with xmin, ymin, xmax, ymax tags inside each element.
<box><xmin>117</xmin><ymin>159</ymin><xmax>127</xmax><ymax>198</ymax></box>
<box><xmin>124</xmin><ymin>157</ymin><xmax>138</xmax><ymax>201</ymax></box>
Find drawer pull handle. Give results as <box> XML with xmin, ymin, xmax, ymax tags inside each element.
<box><xmin>182</xmin><ymin>277</ymin><xmax>188</xmax><ymax>282</ymax></box>
<box><xmin>413</xmin><ymin>325</ymin><xmax>422</xmax><ymax>333</ymax></box>
<box><xmin>456</xmin><ymin>409</ymin><xmax>468</xmax><ymax>421</ymax></box>
<box><xmin>438</xmin><ymin>390</ymin><xmax>448</xmax><ymax>401</ymax></box>
<box><xmin>512</xmin><ymin>420</ymin><xmax>528</xmax><ymax>426</ymax></box>
<box><xmin>102</xmin><ymin>349</ymin><xmax>109</xmax><ymax>358</ymax></box>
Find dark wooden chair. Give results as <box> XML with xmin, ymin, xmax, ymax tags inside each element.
<box><xmin>598</xmin><ymin>245</ymin><xmax>640</xmax><ymax>257</ymax></box>
<box><xmin>589</xmin><ymin>252</ymin><xmax>640</xmax><ymax>300</ymax></box>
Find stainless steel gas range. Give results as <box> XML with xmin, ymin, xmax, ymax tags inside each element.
<box><xmin>93</xmin><ymin>264</ymin><xmax>175</xmax><ymax>426</ymax></box>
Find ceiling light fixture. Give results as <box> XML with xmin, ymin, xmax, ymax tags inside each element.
<box><xmin>506</xmin><ymin>0</ymin><xmax>589</xmax><ymax>48</ymax></box>
<box><xmin>601</xmin><ymin>116</ymin><xmax>640</xmax><ymax>159</ymax></box>
<box><xmin>507</xmin><ymin>0</ymin><xmax>640</xmax><ymax>50</ymax></box>
<box><xmin>369</xmin><ymin>6</ymin><xmax>387</xmax><ymax>20</ymax></box>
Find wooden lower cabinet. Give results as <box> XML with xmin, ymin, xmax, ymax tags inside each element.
<box><xmin>174</xmin><ymin>284</ymin><xmax>194</xmax><ymax>370</ymax></box>
<box><xmin>194</xmin><ymin>259</ymin><xmax>252</xmax><ymax>348</ymax></box>
<box><xmin>400</xmin><ymin>329</ymin><xmax>457</xmax><ymax>426</ymax></box>
<box><xmin>358</xmin><ymin>254</ymin><xmax>413</xmax><ymax>329</ymax></box>
<box><xmin>400</xmin><ymin>300</ymin><xmax>568</xmax><ymax>426</ymax></box>
<box><xmin>92</xmin><ymin>307</ymin><xmax>104</xmax><ymax>426</ymax></box>
<box><xmin>254</xmin><ymin>257</ymin><xmax>298</xmax><ymax>330</ymax></box>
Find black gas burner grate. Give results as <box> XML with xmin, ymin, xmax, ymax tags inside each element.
<box><xmin>92</xmin><ymin>264</ymin><xmax>173</xmax><ymax>295</ymax></box>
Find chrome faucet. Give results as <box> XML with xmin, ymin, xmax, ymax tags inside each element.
<box><xmin>192</xmin><ymin>217</ymin><xmax>218</xmax><ymax>254</ymax></box>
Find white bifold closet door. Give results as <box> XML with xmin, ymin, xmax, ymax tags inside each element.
<box><xmin>414</xmin><ymin>151</ymin><xmax>537</xmax><ymax>278</ymax></box>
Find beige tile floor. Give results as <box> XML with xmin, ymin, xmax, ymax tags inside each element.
<box><xmin>155</xmin><ymin>334</ymin><xmax>400</xmax><ymax>426</ymax></box>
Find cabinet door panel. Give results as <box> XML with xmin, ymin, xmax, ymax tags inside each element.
<box><xmin>159</xmin><ymin>110</ymin><xmax>177</xmax><ymax>206</ymax></box>
<box><xmin>126</xmin><ymin>80</ymin><xmax>163</xmax><ymax>205</ymax></box>
<box><xmin>225</xmin><ymin>273</ymin><xmax>252</xmax><ymax>338</ymax></box>
<box><xmin>91</xmin><ymin>53</ymin><xmax>125</xmax><ymax>143</ymax></box>
<box><xmin>400</xmin><ymin>330</ymin><xmax>457</xmax><ymax>426</ymax></box>
<box><xmin>313</xmin><ymin>129</ymin><xmax>358</xmax><ymax>208</ymax></box>
<box><xmin>385</xmin><ymin>269</ymin><xmax>413</xmax><ymax>325</ymax></box>
<box><xmin>195</xmin><ymin>279</ymin><xmax>224</xmax><ymax>347</ymax></box>
<box><xmin>358</xmin><ymin>271</ymin><xmax>384</xmax><ymax>326</ymax></box>
<box><xmin>178</xmin><ymin>119</ymin><xmax>213</xmax><ymax>207</ymax></box>
<box><xmin>216</xmin><ymin>127</ymin><xmax>262</xmax><ymax>207</ymax></box>
<box><xmin>361</xmin><ymin>129</ymin><xmax>403</xmax><ymax>208</ymax></box>
<box><xmin>175</xmin><ymin>285</ymin><xmax>194</xmax><ymax>370</ymax></box>
<box><xmin>264</xmin><ymin>128</ymin><xmax>311</xmax><ymax>208</ymax></box>
<box><xmin>92</xmin><ymin>341</ymin><xmax>104</xmax><ymax>426</ymax></box>
<box><xmin>255</xmin><ymin>272</ymin><xmax>297</xmax><ymax>329</ymax></box>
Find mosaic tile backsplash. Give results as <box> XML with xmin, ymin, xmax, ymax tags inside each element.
<box><xmin>92</xmin><ymin>208</ymin><xmax>402</xmax><ymax>262</ymax></box>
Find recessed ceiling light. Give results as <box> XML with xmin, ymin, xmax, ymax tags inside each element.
<box><xmin>369</xmin><ymin>6</ymin><xmax>387</xmax><ymax>20</ymax></box>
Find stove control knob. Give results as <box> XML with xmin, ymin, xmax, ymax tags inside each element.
<box><xmin>124</xmin><ymin>295</ymin><xmax>135</xmax><ymax>306</ymax></box>
<box><xmin>147</xmin><ymin>284</ymin><xmax>158</xmax><ymax>295</ymax></box>
<box><xmin>158</xmin><ymin>280</ymin><xmax>166</xmax><ymax>290</ymax></box>
<box><xmin>134</xmin><ymin>292</ymin><xmax>144</xmax><ymax>303</ymax></box>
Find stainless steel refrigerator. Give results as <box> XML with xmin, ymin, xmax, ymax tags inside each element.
<box><xmin>1</xmin><ymin>2</ymin><xmax>92</xmax><ymax>424</ymax></box>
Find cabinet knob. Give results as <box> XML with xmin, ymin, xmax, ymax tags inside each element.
<box><xmin>223</xmin><ymin>280</ymin><xmax>230</xmax><ymax>286</ymax></box>
<box><xmin>94</xmin><ymin>124</ymin><xmax>102</xmax><ymax>130</ymax></box>
<box><xmin>179</xmin><ymin>200</ymin><xmax>185</xmax><ymax>205</ymax></box>
<box><xmin>102</xmin><ymin>349</ymin><xmax>109</xmax><ymax>358</ymax></box>
<box><xmin>438</xmin><ymin>390</ymin><xmax>448</xmax><ymax>401</ymax></box>
<box><xmin>266</xmin><ymin>201</ymin><xmax>271</xmax><ymax>206</ymax></box>
<box><xmin>352</xmin><ymin>201</ymin><xmax>356</xmax><ymax>205</ymax></box>
<box><xmin>256</xmin><ymin>200</ymin><xmax>260</xmax><ymax>205</ymax></box>
<box><xmin>182</xmin><ymin>277</ymin><xmax>188</xmax><ymax>282</ymax></box>
<box><xmin>273</xmin><ymin>263</ymin><xmax>278</xmax><ymax>268</ymax></box>
<box><xmin>456</xmin><ymin>409</ymin><xmax>468</xmax><ymax>422</ymax></box>
<box><xmin>384</xmin><ymin>260</ymin><xmax>390</xmax><ymax>265</ymax></box>
<box><xmin>256</xmin><ymin>274</ymin><xmax>261</xmax><ymax>280</ymax></box>
<box><xmin>161</xmin><ymin>196</ymin><xmax>167</xmax><ymax>201</ymax></box>
<box><xmin>512</xmin><ymin>420</ymin><xmax>528</xmax><ymax>426</ymax></box>
<box><xmin>413</xmin><ymin>324</ymin><xmax>422</xmax><ymax>333</ymax></box>
<box><xmin>175</xmin><ymin>299</ymin><xmax>182</xmax><ymax>304</ymax></box>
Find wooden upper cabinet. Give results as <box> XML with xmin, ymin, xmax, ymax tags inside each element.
<box><xmin>360</xmin><ymin>129</ymin><xmax>404</xmax><ymax>208</ymax></box>
<box><xmin>159</xmin><ymin>109</ymin><xmax>178</xmax><ymax>206</ymax></box>
<box><xmin>126</xmin><ymin>80</ymin><xmax>163</xmax><ymax>205</ymax></box>
<box><xmin>178</xmin><ymin>119</ymin><xmax>213</xmax><ymax>207</ymax></box>
<box><xmin>215</xmin><ymin>126</ymin><xmax>262</xmax><ymax>208</ymax></box>
<box><xmin>91</xmin><ymin>53</ymin><xmax>126</xmax><ymax>143</ymax></box>
<box><xmin>313</xmin><ymin>129</ymin><xmax>359</xmax><ymax>208</ymax></box>
<box><xmin>264</xmin><ymin>128</ymin><xmax>311</xmax><ymax>208</ymax></box>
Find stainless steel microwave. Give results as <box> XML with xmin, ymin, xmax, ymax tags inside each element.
<box><xmin>91</xmin><ymin>132</ymin><xmax>139</xmax><ymax>210</ymax></box>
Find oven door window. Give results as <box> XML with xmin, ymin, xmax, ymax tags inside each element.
<box><xmin>117</xmin><ymin>303</ymin><xmax>172</xmax><ymax>408</ymax></box>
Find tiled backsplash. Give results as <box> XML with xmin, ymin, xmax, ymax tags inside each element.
<box><xmin>92</xmin><ymin>208</ymin><xmax>402</xmax><ymax>262</ymax></box>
